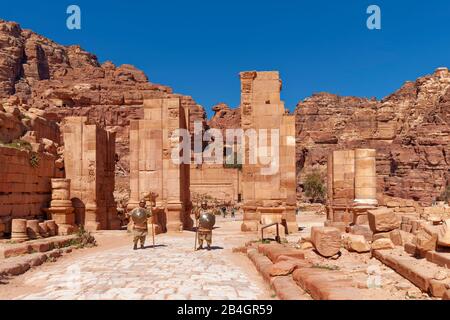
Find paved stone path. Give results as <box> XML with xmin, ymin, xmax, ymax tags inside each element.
<box><xmin>14</xmin><ymin>220</ymin><xmax>271</xmax><ymax>300</ymax></box>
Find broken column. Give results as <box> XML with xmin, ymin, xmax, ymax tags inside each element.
<box><xmin>311</xmin><ymin>226</ymin><xmax>341</xmax><ymax>257</ymax></box>
<box><xmin>62</xmin><ymin>117</ymin><xmax>120</xmax><ymax>231</ymax></box>
<box><xmin>11</xmin><ymin>219</ymin><xmax>28</xmax><ymax>242</ymax></box>
<box><xmin>239</xmin><ymin>71</ymin><xmax>298</xmax><ymax>234</ymax></box>
<box><xmin>354</xmin><ymin>149</ymin><xmax>378</xmax><ymax>206</ymax></box>
<box><xmin>129</xmin><ymin>98</ymin><xmax>192</xmax><ymax>233</ymax></box>
<box><xmin>326</xmin><ymin>148</ymin><xmax>378</xmax><ymax>227</ymax></box>
<box><xmin>47</xmin><ymin>178</ymin><xmax>76</xmax><ymax>235</ymax></box>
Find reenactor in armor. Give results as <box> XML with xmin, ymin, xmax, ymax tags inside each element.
<box><xmin>195</xmin><ymin>200</ymin><xmax>216</xmax><ymax>251</ymax></box>
<box><xmin>128</xmin><ymin>199</ymin><xmax>152</xmax><ymax>250</ymax></box>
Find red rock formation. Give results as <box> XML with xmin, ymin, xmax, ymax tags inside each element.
<box><xmin>207</xmin><ymin>103</ymin><xmax>241</xmax><ymax>132</ymax></box>
<box><xmin>0</xmin><ymin>19</ymin><xmax>206</xmax><ymax>202</ymax></box>
<box><xmin>296</xmin><ymin>68</ymin><xmax>450</xmax><ymax>205</ymax></box>
<box><xmin>1</xmin><ymin>19</ymin><xmax>449</xmax><ymax>207</ymax></box>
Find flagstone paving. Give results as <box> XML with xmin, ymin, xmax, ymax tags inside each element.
<box><xmin>13</xmin><ymin>218</ymin><xmax>273</xmax><ymax>300</ymax></box>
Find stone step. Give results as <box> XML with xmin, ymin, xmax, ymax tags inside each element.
<box><xmin>373</xmin><ymin>248</ymin><xmax>450</xmax><ymax>298</ymax></box>
<box><xmin>257</xmin><ymin>243</ymin><xmax>305</xmax><ymax>263</ymax></box>
<box><xmin>246</xmin><ymin>247</ymin><xmax>311</xmax><ymax>300</ymax></box>
<box><xmin>425</xmin><ymin>251</ymin><xmax>450</xmax><ymax>268</ymax></box>
<box><xmin>0</xmin><ymin>247</ymin><xmax>70</xmax><ymax>279</ymax></box>
<box><xmin>0</xmin><ymin>235</ymin><xmax>77</xmax><ymax>259</ymax></box>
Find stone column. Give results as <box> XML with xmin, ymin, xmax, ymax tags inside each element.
<box><xmin>11</xmin><ymin>219</ymin><xmax>28</xmax><ymax>242</ymax></box>
<box><xmin>326</xmin><ymin>152</ymin><xmax>334</xmax><ymax>221</ymax></box>
<box><xmin>354</xmin><ymin>149</ymin><xmax>378</xmax><ymax>206</ymax></box>
<box><xmin>48</xmin><ymin>178</ymin><xmax>76</xmax><ymax>235</ymax></box>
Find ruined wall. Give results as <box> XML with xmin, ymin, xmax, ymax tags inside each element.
<box><xmin>0</xmin><ymin>146</ymin><xmax>57</xmax><ymax>235</ymax></box>
<box><xmin>0</xmin><ymin>20</ymin><xmax>206</xmax><ymax>206</ymax></box>
<box><xmin>240</xmin><ymin>71</ymin><xmax>297</xmax><ymax>234</ymax></box>
<box><xmin>62</xmin><ymin>117</ymin><xmax>119</xmax><ymax>231</ymax></box>
<box><xmin>326</xmin><ymin>149</ymin><xmax>377</xmax><ymax>225</ymax></box>
<box><xmin>190</xmin><ymin>164</ymin><xmax>241</xmax><ymax>202</ymax></box>
<box><xmin>129</xmin><ymin>98</ymin><xmax>192</xmax><ymax>233</ymax></box>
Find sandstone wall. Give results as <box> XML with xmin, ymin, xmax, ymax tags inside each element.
<box><xmin>129</xmin><ymin>98</ymin><xmax>192</xmax><ymax>233</ymax></box>
<box><xmin>190</xmin><ymin>164</ymin><xmax>241</xmax><ymax>202</ymax></box>
<box><xmin>0</xmin><ymin>146</ymin><xmax>56</xmax><ymax>234</ymax></box>
<box><xmin>62</xmin><ymin>117</ymin><xmax>118</xmax><ymax>231</ymax></box>
<box><xmin>240</xmin><ymin>71</ymin><xmax>297</xmax><ymax>233</ymax></box>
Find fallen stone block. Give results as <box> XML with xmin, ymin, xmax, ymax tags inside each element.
<box><xmin>0</xmin><ymin>243</ymin><xmax>31</xmax><ymax>259</ymax></box>
<box><xmin>347</xmin><ymin>225</ymin><xmax>373</xmax><ymax>241</ymax></box>
<box><xmin>371</xmin><ymin>238</ymin><xmax>395</xmax><ymax>250</ymax></box>
<box><xmin>342</xmin><ymin>234</ymin><xmax>370</xmax><ymax>253</ymax></box>
<box><xmin>258</xmin><ymin>243</ymin><xmax>305</xmax><ymax>263</ymax></box>
<box><xmin>368</xmin><ymin>208</ymin><xmax>400</xmax><ymax>233</ymax></box>
<box><xmin>292</xmin><ymin>268</ymin><xmax>363</xmax><ymax>300</ymax></box>
<box><xmin>247</xmin><ymin>248</ymin><xmax>273</xmax><ymax>281</ymax></box>
<box><xmin>324</xmin><ymin>221</ymin><xmax>347</xmax><ymax>233</ymax></box>
<box><xmin>425</xmin><ymin>251</ymin><xmax>450</xmax><ymax>268</ymax></box>
<box><xmin>415</xmin><ymin>227</ymin><xmax>438</xmax><ymax>256</ymax></box>
<box><xmin>29</xmin><ymin>242</ymin><xmax>51</xmax><ymax>253</ymax></box>
<box><xmin>390</xmin><ymin>230</ymin><xmax>414</xmax><ymax>246</ymax></box>
<box><xmin>373</xmin><ymin>249</ymin><xmax>450</xmax><ymax>298</ymax></box>
<box><xmin>404</xmin><ymin>242</ymin><xmax>417</xmax><ymax>255</ymax></box>
<box><xmin>268</xmin><ymin>261</ymin><xmax>296</xmax><ymax>276</ymax></box>
<box><xmin>270</xmin><ymin>276</ymin><xmax>310</xmax><ymax>300</ymax></box>
<box><xmin>311</xmin><ymin>227</ymin><xmax>341</xmax><ymax>258</ymax></box>
<box><xmin>437</xmin><ymin>219</ymin><xmax>450</xmax><ymax>248</ymax></box>
<box><xmin>373</xmin><ymin>232</ymin><xmax>391</xmax><ymax>241</ymax></box>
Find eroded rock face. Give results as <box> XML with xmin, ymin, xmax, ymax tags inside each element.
<box><xmin>295</xmin><ymin>69</ymin><xmax>450</xmax><ymax>205</ymax></box>
<box><xmin>0</xmin><ymin>19</ymin><xmax>206</xmax><ymax>203</ymax></box>
<box><xmin>207</xmin><ymin>103</ymin><xmax>241</xmax><ymax>133</ymax></box>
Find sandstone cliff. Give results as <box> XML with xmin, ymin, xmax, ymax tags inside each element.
<box><xmin>0</xmin><ymin>19</ymin><xmax>206</xmax><ymax>201</ymax></box>
<box><xmin>207</xmin><ymin>103</ymin><xmax>241</xmax><ymax>132</ymax></box>
<box><xmin>295</xmin><ymin>68</ymin><xmax>450</xmax><ymax>205</ymax></box>
<box><xmin>1</xmin><ymin>19</ymin><xmax>448</xmax><ymax>206</ymax></box>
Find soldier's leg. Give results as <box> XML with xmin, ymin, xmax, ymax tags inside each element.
<box><xmin>206</xmin><ymin>232</ymin><xmax>212</xmax><ymax>250</ymax></box>
<box><xmin>197</xmin><ymin>233</ymin><xmax>204</xmax><ymax>250</ymax></box>
<box><xmin>133</xmin><ymin>235</ymin><xmax>139</xmax><ymax>250</ymax></box>
<box><xmin>140</xmin><ymin>235</ymin><xmax>146</xmax><ymax>248</ymax></box>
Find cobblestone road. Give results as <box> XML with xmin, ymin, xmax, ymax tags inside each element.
<box><xmin>14</xmin><ymin>220</ymin><xmax>271</xmax><ymax>300</ymax></box>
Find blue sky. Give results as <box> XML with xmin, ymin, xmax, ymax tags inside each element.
<box><xmin>1</xmin><ymin>0</ymin><xmax>450</xmax><ymax>118</ymax></box>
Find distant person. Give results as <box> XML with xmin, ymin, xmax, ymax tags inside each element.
<box><xmin>231</xmin><ymin>206</ymin><xmax>236</xmax><ymax>218</ymax></box>
<box><xmin>221</xmin><ymin>205</ymin><xmax>227</xmax><ymax>218</ymax></box>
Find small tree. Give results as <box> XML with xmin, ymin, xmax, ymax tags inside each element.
<box><xmin>303</xmin><ymin>171</ymin><xmax>326</xmax><ymax>203</ymax></box>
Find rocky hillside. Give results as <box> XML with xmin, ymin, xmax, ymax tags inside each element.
<box><xmin>296</xmin><ymin>68</ymin><xmax>450</xmax><ymax>205</ymax></box>
<box><xmin>1</xmin><ymin>19</ymin><xmax>448</xmax><ymax>206</ymax></box>
<box><xmin>207</xmin><ymin>103</ymin><xmax>241</xmax><ymax>132</ymax></box>
<box><xmin>0</xmin><ymin>19</ymin><xmax>206</xmax><ymax>200</ymax></box>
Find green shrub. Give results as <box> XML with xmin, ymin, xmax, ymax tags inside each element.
<box><xmin>0</xmin><ymin>139</ymin><xmax>32</xmax><ymax>151</ymax></box>
<box><xmin>29</xmin><ymin>152</ymin><xmax>40</xmax><ymax>168</ymax></box>
<box><xmin>303</xmin><ymin>171</ymin><xmax>326</xmax><ymax>203</ymax></box>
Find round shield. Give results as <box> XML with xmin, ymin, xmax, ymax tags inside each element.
<box><xmin>199</xmin><ymin>211</ymin><xmax>215</xmax><ymax>230</ymax></box>
<box><xmin>131</xmin><ymin>208</ymin><xmax>148</xmax><ymax>225</ymax></box>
